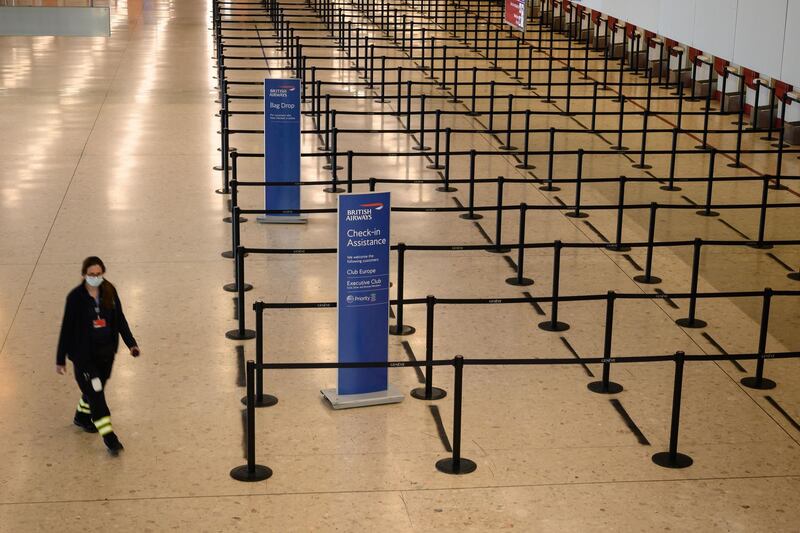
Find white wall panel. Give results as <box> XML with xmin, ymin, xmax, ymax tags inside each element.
<box><xmin>781</xmin><ymin>0</ymin><xmax>800</xmax><ymax>86</ymax></box>
<box><xmin>692</xmin><ymin>0</ymin><xmax>738</xmax><ymax>59</ymax></box>
<box><xmin>733</xmin><ymin>0</ymin><xmax>787</xmax><ymax>79</ymax></box>
<box><xmin>657</xmin><ymin>0</ymin><xmax>696</xmax><ymax>44</ymax></box>
<box><xmin>601</xmin><ymin>0</ymin><xmax>660</xmax><ymax>32</ymax></box>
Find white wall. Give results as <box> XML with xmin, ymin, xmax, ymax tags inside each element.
<box><xmin>568</xmin><ymin>0</ymin><xmax>799</xmax><ymax>87</ymax></box>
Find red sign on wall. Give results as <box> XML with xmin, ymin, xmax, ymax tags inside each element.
<box><xmin>504</xmin><ymin>0</ymin><xmax>527</xmax><ymax>32</ymax></box>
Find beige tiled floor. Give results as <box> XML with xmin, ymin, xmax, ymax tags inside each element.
<box><xmin>0</xmin><ymin>0</ymin><xmax>798</xmax><ymax>531</ymax></box>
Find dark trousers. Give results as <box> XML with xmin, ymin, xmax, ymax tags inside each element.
<box><xmin>72</xmin><ymin>344</ymin><xmax>116</xmax><ymax>422</ymax></box>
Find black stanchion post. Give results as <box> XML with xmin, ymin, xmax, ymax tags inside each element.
<box><xmin>467</xmin><ymin>66</ymin><xmax>481</xmax><ymax>116</ymax></box>
<box><xmin>449</xmin><ymin>56</ymin><xmax>462</xmax><ymax>103</ymax></box>
<box><xmin>676</xmin><ymin>238</ymin><xmax>707</xmax><ymax>328</ymax></box>
<box><xmin>741</xmin><ymin>288</ymin><xmax>777</xmax><ymax>390</ymax></box>
<box><xmin>661</xmin><ymin>127</ymin><xmax>682</xmax><ymax>191</ymax></box>
<box><xmin>610</xmin><ymin>94</ymin><xmax>628</xmax><ymax>150</ymax></box>
<box><xmin>501</xmin><ymin>94</ymin><xmax>518</xmax><ymax>150</ymax></box>
<box><xmin>539</xmin><ymin>240</ymin><xmax>570</xmax><ymax>331</ymax></box>
<box><xmin>244</xmin><ymin>304</ymin><xmax>279</xmax><ymax>408</ymax></box>
<box><xmin>435</xmin><ymin>356</ymin><xmax>477</xmax><ymax>475</ymax></box>
<box><xmin>588</xmin><ymin>291</ymin><xmax>624</xmax><ymax>393</ymax></box>
<box><xmin>428</xmin><ymin>110</ymin><xmax>444</xmax><ymax>169</ymax></box>
<box><xmin>487</xmin><ymin>81</ymin><xmax>497</xmax><ymax>134</ymax></box>
<box><xmin>651</xmin><ymin>351</ymin><xmax>694</xmax><ymax>469</ymax></box>
<box><xmin>540</xmin><ymin>127</ymin><xmax>559</xmax><ymax>191</ymax></box>
<box><xmin>770</xmin><ymin>95</ymin><xmax>790</xmax><ymax>190</ymax></box>
<box><xmin>564</xmin><ymin>66</ymin><xmax>575</xmax><ymax>116</ymax></box>
<box><xmin>749</xmin><ymin>177</ymin><xmax>773</xmax><ymax>249</ymax></box>
<box><xmin>507</xmin><ymin>203</ymin><xmax>534</xmax><ymax>286</ymax></box>
<box><xmin>389</xmin><ymin>243</ymin><xmax>415</xmax><ymax>335</ymax></box>
<box><xmin>634</xmin><ymin>203</ymin><xmax>662</xmax><ymax>284</ymax></box>
<box><xmin>460</xmin><ymin>150</ymin><xmax>483</xmax><ymax>219</ymax></box>
<box><xmin>414</xmin><ymin>94</ymin><xmax>431</xmax><ymax>150</ymax></box>
<box><xmin>526</xmin><ymin>43</ymin><xmax>536</xmax><ymax>90</ymax></box>
<box><xmin>411</xmin><ymin>296</ymin><xmax>447</xmax><ymax>400</ymax></box>
<box><xmin>226</xmin><ymin>246</ymin><xmax>256</xmax><ymax>340</ymax></box>
<box><xmin>607</xmin><ymin>176</ymin><xmax>631</xmax><ymax>251</ymax></box>
<box><xmin>516</xmin><ymin>109</ymin><xmax>535</xmax><ymax>170</ymax></box>
<box><xmin>728</xmin><ymin>81</ymin><xmax>746</xmax><ymax>168</ymax></box>
<box><xmin>438</xmin><ymin>128</ymin><xmax>457</xmax><ymax>192</ymax></box>
<box><xmin>489</xmin><ymin>176</ymin><xmax>511</xmax><ymax>253</ymax></box>
<box><xmin>632</xmin><ymin>110</ymin><xmax>652</xmax><ymax>169</ymax></box>
<box><xmin>376</xmin><ymin>56</ymin><xmax>388</xmax><ymax>103</ymax></box>
<box><xmin>565</xmin><ymin>149</ymin><xmax>588</xmax><ymax>218</ymax></box>
<box><xmin>697</xmin><ymin>149</ymin><xmax>719</xmax><ymax>217</ymax></box>
<box><xmin>591</xmin><ymin>81</ymin><xmax>599</xmax><ymax>131</ymax></box>
<box><xmin>230</xmin><ymin>360</ymin><xmax>273</xmax><ymax>481</ymax></box>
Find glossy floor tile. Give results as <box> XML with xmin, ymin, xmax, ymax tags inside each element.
<box><xmin>1</xmin><ymin>0</ymin><xmax>798</xmax><ymax>531</ymax></box>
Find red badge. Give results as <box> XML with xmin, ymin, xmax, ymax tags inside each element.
<box><xmin>93</xmin><ymin>318</ymin><xmax>107</xmax><ymax>328</ymax></box>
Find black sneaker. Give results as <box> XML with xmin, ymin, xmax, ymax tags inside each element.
<box><xmin>103</xmin><ymin>433</ymin><xmax>124</xmax><ymax>455</ymax></box>
<box><xmin>73</xmin><ymin>415</ymin><xmax>98</xmax><ymax>433</ymax></box>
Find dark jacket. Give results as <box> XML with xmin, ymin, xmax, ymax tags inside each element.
<box><xmin>56</xmin><ymin>282</ymin><xmax>137</xmax><ymax>366</ymax></box>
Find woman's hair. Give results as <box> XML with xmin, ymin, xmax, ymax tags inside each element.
<box><xmin>81</xmin><ymin>256</ymin><xmax>117</xmax><ymax>309</ymax></box>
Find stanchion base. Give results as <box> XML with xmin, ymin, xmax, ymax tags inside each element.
<box><xmin>499</xmin><ymin>145</ymin><xmax>518</xmax><ymax>151</ymax></box>
<box><xmin>322</xmin><ymin>165</ymin><xmax>344</xmax><ymax>171</ymax></box>
<box><xmin>767</xmin><ymin>183</ymin><xmax>788</xmax><ymax>191</ymax></box>
<box><xmin>561</xmin><ymin>112</ymin><xmax>577</xmax><ymax>117</ymax></box>
<box><xmin>538</xmin><ymin>320</ymin><xmax>570</xmax><ymax>332</ymax></box>
<box><xmin>223</xmin><ymin>217</ymin><xmax>247</xmax><ymax>224</ymax></box>
<box><xmin>223</xmin><ymin>282</ymin><xmax>253</xmax><ymax>293</ymax></box>
<box><xmin>695</xmin><ymin>210</ymin><xmax>720</xmax><ymax>217</ymax></box>
<box><xmin>436</xmin><ymin>186</ymin><xmax>458</xmax><ymax>192</ymax></box>
<box><xmin>487</xmin><ymin>247</ymin><xmax>512</xmax><ymax>254</ymax></box>
<box><xmin>241</xmin><ymin>394</ymin><xmax>279</xmax><ymax>407</ymax></box>
<box><xmin>226</xmin><ymin>329</ymin><xmax>256</xmax><ymax>340</ymax></box>
<box><xmin>675</xmin><ymin>317</ymin><xmax>707</xmax><ymax>329</ymax></box>
<box><xmin>609</xmin><ymin>146</ymin><xmax>629</xmax><ymax>151</ymax></box>
<box><xmin>539</xmin><ymin>185</ymin><xmax>560</xmax><ymax>192</ymax></box>
<box><xmin>213</xmin><ymin>166</ymin><xmax>223</xmax><ymax>171</ymax></box>
<box><xmin>524</xmin><ymin>85</ymin><xmax>537</xmax><ymax>91</ymax></box>
<box><xmin>506</xmin><ymin>276</ymin><xmax>534</xmax><ymax>286</ymax></box>
<box><xmin>374</xmin><ymin>98</ymin><xmax>389</xmax><ymax>103</ymax></box>
<box><xmin>659</xmin><ymin>185</ymin><xmax>682</xmax><ymax>191</ymax></box>
<box><xmin>323</xmin><ymin>187</ymin><xmax>345</xmax><ymax>193</ymax></box>
<box><xmin>435</xmin><ymin>457</ymin><xmax>477</xmax><ymax>475</ymax></box>
<box><xmin>459</xmin><ymin>213</ymin><xmax>483</xmax><ymax>220</ymax></box>
<box><xmin>410</xmin><ymin>386</ymin><xmax>447</xmax><ymax>400</ymax></box>
<box><xmin>230</xmin><ymin>464</ymin><xmax>272</xmax><ymax>482</ymax></box>
<box><xmin>606</xmin><ymin>244</ymin><xmax>632</xmax><ymax>252</ymax></box>
<box><xmin>651</xmin><ymin>452</ymin><xmax>693</xmax><ymax>469</ymax></box>
<box><xmin>787</xmin><ymin>272</ymin><xmax>800</xmax><ymax>281</ymax></box>
<box><xmin>515</xmin><ymin>164</ymin><xmax>536</xmax><ymax>170</ymax></box>
<box><xmin>541</xmin><ymin>99</ymin><xmax>556</xmax><ymax>103</ymax></box>
<box><xmin>747</xmin><ymin>243</ymin><xmax>774</xmax><ymax>250</ymax></box>
<box><xmin>426</xmin><ymin>164</ymin><xmax>445</xmax><ymax>170</ymax></box>
<box><xmin>694</xmin><ymin>144</ymin><xmax>709</xmax><ymax>150</ymax></box>
<box><xmin>389</xmin><ymin>324</ymin><xmax>416</xmax><ymax>336</ymax></box>
<box><xmin>447</xmin><ymin>99</ymin><xmax>464</xmax><ymax>104</ymax></box>
<box><xmin>412</xmin><ymin>146</ymin><xmax>431</xmax><ymax>151</ymax></box>
<box><xmin>465</xmin><ymin>112</ymin><xmax>483</xmax><ymax>117</ymax></box>
<box><xmin>221</xmin><ymin>250</ymin><xmax>234</xmax><ymax>259</ymax></box>
<box><xmin>632</xmin><ymin>164</ymin><xmax>653</xmax><ymax>170</ymax></box>
<box><xmin>727</xmin><ymin>163</ymin><xmax>747</xmax><ymax>168</ymax></box>
<box><xmin>587</xmin><ymin>381</ymin><xmax>624</xmax><ymax>394</ymax></box>
<box><xmin>215</xmin><ymin>188</ymin><xmax>230</xmax><ymax>195</ymax></box>
<box><xmin>633</xmin><ymin>274</ymin><xmax>662</xmax><ymax>284</ymax></box>
<box><xmin>564</xmin><ymin>212</ymin><xmax>589</xmax><ymax>219</ymax></box>
<box><xmin>740</xmin><ymin>376</ymin><xmax>777</xmax><ymax>390</ymax></box>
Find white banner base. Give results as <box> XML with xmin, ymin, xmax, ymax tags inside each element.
<box><xmin>321</xmin><ymin>385</ymin><xmax>404</xmax><ymax>410</ymax></box>
<box><xmin>256</xmin><ymin>215</ymin><xmax>308</xmax><ymax>224</ymax></box>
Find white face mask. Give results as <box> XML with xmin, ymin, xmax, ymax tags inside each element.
<box><xmin>85</xmin><ymin>275</ymin><xmax>104</xmax><ymax>287</ymax></box>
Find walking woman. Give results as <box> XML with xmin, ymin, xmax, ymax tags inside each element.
<box><xmin>56</xmin><ymin>256</ymin><xmax>140</xmax><ymax>454</ymax></box>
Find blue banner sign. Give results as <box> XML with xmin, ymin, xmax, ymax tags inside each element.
<box><xmin>336</xmin><ymin>192</ymin><xmax>391</xmax><ymax>396</ymax></box>
<box><xmin>261</xmin><ymin>78</ymin><xmax>303</xmax><ymax>223</ymax></box>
